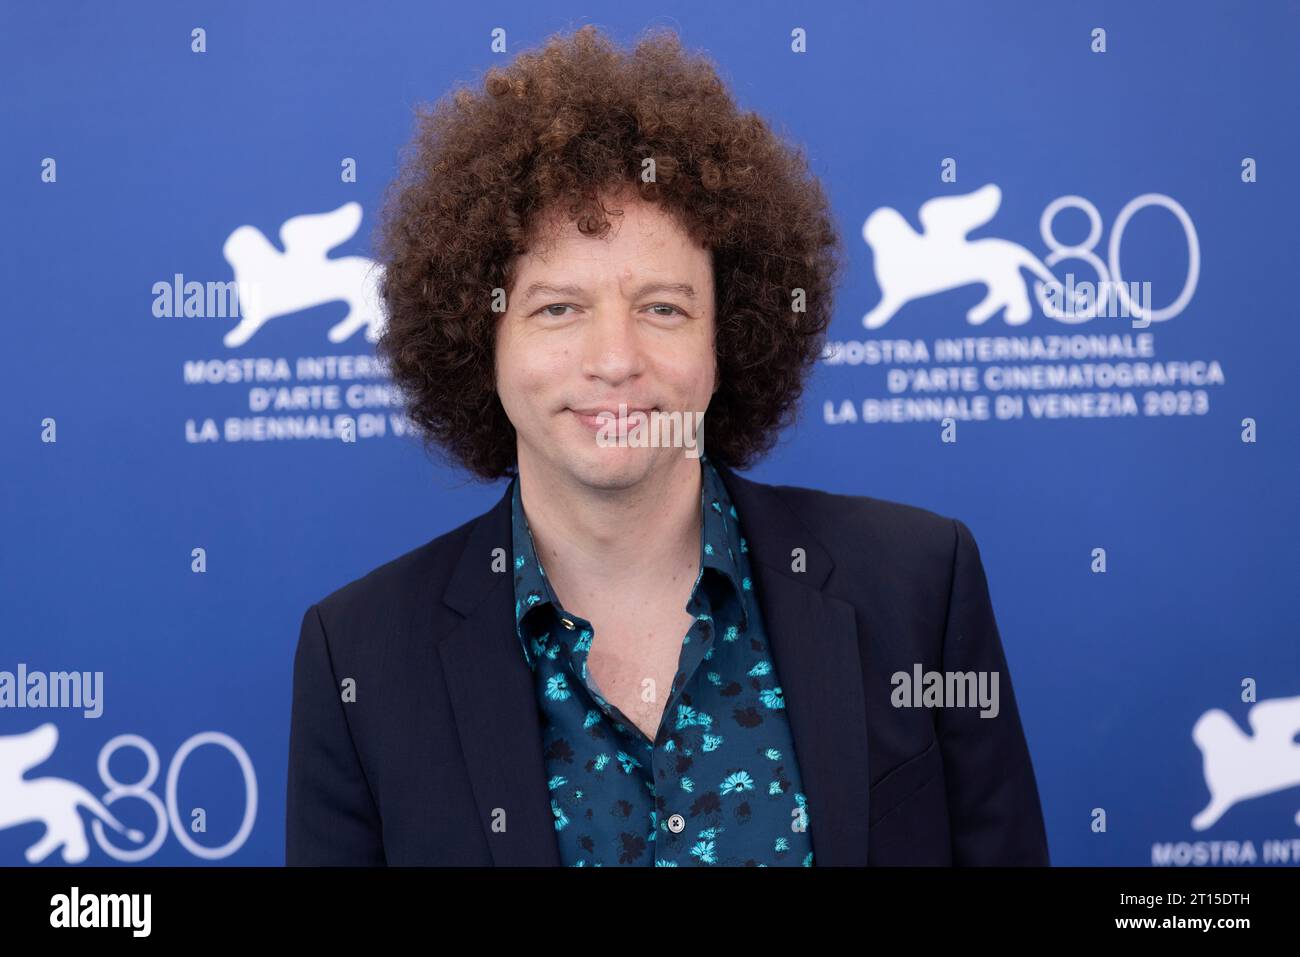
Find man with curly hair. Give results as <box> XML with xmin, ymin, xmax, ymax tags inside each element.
<box><xmin>287</xmin><ymin>25</ymin><xmax>1049</xmax><ymax>867</ymax></box>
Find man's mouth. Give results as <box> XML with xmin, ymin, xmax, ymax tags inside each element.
<box><xmin>567</xmin><ymin>405</ymin><xmax>658</xmax><ymax>430</ymax></box>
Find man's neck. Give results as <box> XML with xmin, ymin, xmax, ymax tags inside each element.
<box><xmin>517</xmin><ymin>454</ymin><xmax>703</xmax><ymax>615</ymax></box>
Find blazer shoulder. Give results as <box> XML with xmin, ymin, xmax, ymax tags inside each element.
<box><xmin>763</xmin><ymin>478</ymin><xmax>968</xmax><ymax>574</ymax></box>
<box><xmin>310</xmin><ymin>508</ymin><xmax>481</xmax><ymax>624</ymax></box>
<box><xmin>769</xmin><ymin>477</ymin><xmax>958</xmax><ymax>537</ymax></box>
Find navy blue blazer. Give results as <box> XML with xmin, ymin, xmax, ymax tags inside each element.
<box><xmin>286</xmin><ymin>461</ymin><xmax>1050</xmax><ymax>866</ymax></box>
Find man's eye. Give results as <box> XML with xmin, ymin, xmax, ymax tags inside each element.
<box><xmin>537</xmin><ymin>303</ymin><xmax>575</xmax><ymax>317</ymax></box>
<box><xmin>531</xmin><ymin>303</ymin><xmax>685</xmax><ymax>319</ymax></box>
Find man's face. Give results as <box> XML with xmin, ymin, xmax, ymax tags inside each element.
<box><xmin>495</xmin><ymin>190</ymin><xmax>716</xmax><ymax>491</ymax></box>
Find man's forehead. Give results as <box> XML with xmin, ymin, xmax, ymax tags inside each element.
<box><xmin>509</xmin><ymin>203</ymin><xmax>712</xmax><ymax>296</ymax></box>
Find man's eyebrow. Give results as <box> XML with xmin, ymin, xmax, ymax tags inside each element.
<box><xmin>517</xmin><ymin>282</ymin><xmax>586</xmax><ymax>304</ymax></box>
<box><xmin>515</xmin><ymin>281</ymin><xmax>699</xmax><ymax>304</ymax></box>
<box><xmin>631</xmin><ymin>282</ymin><xmax>698</xmax><ymax>300</ymax></box>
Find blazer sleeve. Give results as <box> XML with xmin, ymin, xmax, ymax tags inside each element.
<box><xmin>285</xmin><ymin>603</ymin><xmax>386</xmax><ymax>865</ymax></box>
<box><xmin>935</xmin><ymin>519</ymin><xmax>1050</xmax><ymax>865</ymax></box>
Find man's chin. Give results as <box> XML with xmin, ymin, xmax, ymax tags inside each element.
<box><xmin>557</xmin><ymin>444</ymin><xmax>667</xmax><ymax>490</ymax></box>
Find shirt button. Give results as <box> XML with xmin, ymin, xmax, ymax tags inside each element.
<box><xmin>667</xmin><ymin>814</ymin><xmax>685</xmax><ymax>834</ymax></box>
<box><xmin>559</xmin><ymin>617</ymin><xmax>575</xmax><ymax>630</ymax></box>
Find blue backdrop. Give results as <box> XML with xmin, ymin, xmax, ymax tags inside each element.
<box><xmin>3</xmin><ymin>0</ymin><xmax>1298</xmax><ymax>867</ymax></box>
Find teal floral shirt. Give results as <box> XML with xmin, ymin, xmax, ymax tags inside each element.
<box><xmin>510</xmin><ymin>454</ymin><xmax>815</xmax><ymax>866</ymax></box>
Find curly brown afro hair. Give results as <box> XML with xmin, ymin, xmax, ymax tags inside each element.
<box><xmin>372</xmin><ymin>24</ymin><xmax>845</xmax><ymax>481</ymax></box>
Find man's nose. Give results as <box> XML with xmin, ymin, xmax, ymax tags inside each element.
<box><xmin>580</xmin><ymin>308</ymin><xmax>646</xmax><ymax>383</ymax></box>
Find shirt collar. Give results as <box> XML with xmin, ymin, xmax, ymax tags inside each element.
<box><xmin>697</xmin><ymin>453</ymin><xmax>749</xmax><ymax>613</ymax></box>
<box><xmin>510</xmin><ymin>454</ymin><xmax>750</xmax><ymax>670</ymax></box>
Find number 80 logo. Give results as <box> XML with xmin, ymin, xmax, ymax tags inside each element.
<box><xmin>1033</xmin><ymin>192</ymin><xmax>1201</xmax><ymax>325</ymax></box>
<box><xmin>90</xmin><ymin>732</ymin><xmax>257</xmax><ymax>861</ymax></box>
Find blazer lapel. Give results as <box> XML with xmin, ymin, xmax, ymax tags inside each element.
<box><xmin>437</xmin><ymin>482</ymin><xmax>561</xmax><ymax>866</ymax></box>
<box><xmin>712</xmin><ymin>461</ymin><xmax>873</xmax><ymax>866</ymax></box>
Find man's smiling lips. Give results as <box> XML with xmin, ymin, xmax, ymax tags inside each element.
<box><xmin>567</xmin><ymin>405</ymin><xmax>659</xmax><ymax>431</ymax></box>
